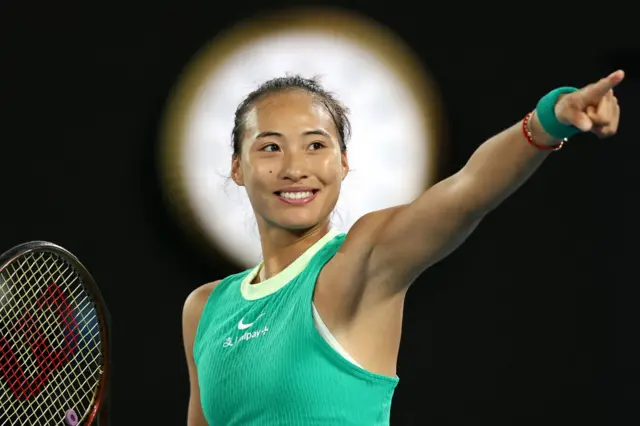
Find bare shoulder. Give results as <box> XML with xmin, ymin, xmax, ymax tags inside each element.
<box><xmin>320</xmin><ymin>206</ymin><xmax>406</xmax><ymax>300</ymax></box>
<box><xmin>182</xmin><ymin>281</ymin><xmax>221</xmax><ymax>425</ymax></box>
<box><xmin>338</xmin><ymin>205</ymin><xmax>405</xmax><ymax>260</ymax></box>
<box><xmin>318</xmin><ymin>205</ymin><xmax>413</xmax><ymax>319</ymax></box>
<box><xmin>182</xmin><ymin>280</ymin><xmax>222</xmax><ymax>337</ymax></box>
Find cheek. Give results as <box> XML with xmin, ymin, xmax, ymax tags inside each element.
<box><xmin>317</xmin><ymin>156</ymin><xmax>344</xmax><ymax>183</ymax></box>
<box><xmin>243</xmin><ymin>160</ymin><xmax>276</xmax><ymax>193</ymax></box>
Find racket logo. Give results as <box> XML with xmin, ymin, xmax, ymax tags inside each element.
<box><xmin>0</xmin><ymin>282</ymin><xmax>80</xmax><ymax>400</ymax></box>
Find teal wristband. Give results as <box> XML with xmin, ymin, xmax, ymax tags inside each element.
<box><xmin>536</xmin><ymin>87</ymin><xmax>580</xmax><ymax>139</ymax></box>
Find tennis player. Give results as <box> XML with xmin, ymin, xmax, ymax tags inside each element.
<box><xmin>182</xmin><ymin>71</ymin><xmax>623</xmax><ymax>425</ymax></box>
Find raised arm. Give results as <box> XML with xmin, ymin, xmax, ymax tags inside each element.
<box><xmin>347</xmin><ymin>70</ymin><xmax>624</xmax><ymax>294</ymax></box>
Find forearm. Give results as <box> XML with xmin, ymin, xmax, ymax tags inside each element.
<box><xmin>359</xmin><ymin>72</ymin><xmax>622</xmax><ymax>291</ymax></box>
<box><xmin>456</xmin><ymin>111</ymin><xmax>560</xmax><ymax>215</ymax></box>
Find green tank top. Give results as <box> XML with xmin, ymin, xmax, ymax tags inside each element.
<box><xmin>193</xmin><ymin>229</ymin><xmax>399</xmax><ymax>425</ymax></box>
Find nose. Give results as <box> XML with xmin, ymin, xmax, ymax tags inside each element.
<box><xmin>279</xmin><ymin>150</ymin><xmax>308</xmax><ymax>182</ymax></box>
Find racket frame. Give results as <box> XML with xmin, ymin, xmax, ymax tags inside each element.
<box><xmin>0</xmin><ymin>241</ymin><xmax>112</xmax><ymax>426</ymax></box>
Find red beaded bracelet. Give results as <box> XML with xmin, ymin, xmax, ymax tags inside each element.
<box><xmin>522</xmin><ymin>111</ymin><xmax>564</xmax><ymax>151</ymax></box>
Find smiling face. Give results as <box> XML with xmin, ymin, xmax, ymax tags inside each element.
<box><xmin>231</xmin><ymin>90</ymin><xmax>349</xmax><ymax>231</ymax></box>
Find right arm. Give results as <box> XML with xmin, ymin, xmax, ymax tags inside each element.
<box><xmin>182</xmin><ymin>280</ymin><xmax>221</xmax><ymax>426</ymax></box>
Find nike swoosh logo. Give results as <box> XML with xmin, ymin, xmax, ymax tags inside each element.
<box><xmin>238</xmin><ymin>313</ymin><xmax>264</xmax><ymax>330</ymax></box>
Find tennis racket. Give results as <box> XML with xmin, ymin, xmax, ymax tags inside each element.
<box><xmin>0</xmin><ymin>241</ymin><xmax>111</xmax><ymax>425</ymax></box>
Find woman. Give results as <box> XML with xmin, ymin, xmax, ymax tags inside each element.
<box><xmin>182</xmin><ymin>71</ymin><xmax>623</xmax><ymax>425</ymax></box>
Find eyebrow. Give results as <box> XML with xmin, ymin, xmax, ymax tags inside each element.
<box><xmin>255</xmin><ymin>129</ymin><xmax>330</xmax><ymax>139</ymax></box>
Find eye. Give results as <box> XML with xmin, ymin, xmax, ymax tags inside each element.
<box><xmin>261</xmin><ymin>143</ymin><xmax>280</xmax><ymax>152</ymax></box>
<box><xmin>309</xmin><ymin>141</ymin><xmax>325</xmax><ymax>150</ymax></box>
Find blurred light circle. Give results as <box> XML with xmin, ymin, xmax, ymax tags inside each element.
<box><xmin>160</xmin><ymin>8</ymin><xmax>444</xmax><ymax>268</ymax></box>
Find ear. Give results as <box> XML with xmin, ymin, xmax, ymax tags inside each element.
<box><xmin>231</xmin><ymin>155</ymin><xmax>245</xmax><ymax>186</ymax></box>
<box><xmin>340</xmin><ymin>151</ymin><xmax>349</xmax><ymax>181</ymax></box>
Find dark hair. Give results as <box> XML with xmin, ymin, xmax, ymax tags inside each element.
<box><xmin>231</xmin><ymin>75</ymin><xmax>351</xmax><ymax>156</ymax></box>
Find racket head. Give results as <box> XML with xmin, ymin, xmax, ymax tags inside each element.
<box><xmin>0</xmin><ymin>241</ymin><xmax>111</xmax><ymax>425</ymax></box>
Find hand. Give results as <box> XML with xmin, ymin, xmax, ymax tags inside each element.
<box><xmin>554</xmin><ymin>70</ymin><xmax>624</xmax><ymax>138</ymax></box>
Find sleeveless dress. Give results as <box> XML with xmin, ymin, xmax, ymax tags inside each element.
<box><xmin>193</xmin><ymin>229</ymin><xmax>399</xmax><ymax>425</ymax></box>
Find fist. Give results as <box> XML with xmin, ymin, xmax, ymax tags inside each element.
<box><xmin>554</xmin><ymin>70</ymin><xmax>624</xmax><ymax>138</ymax></box>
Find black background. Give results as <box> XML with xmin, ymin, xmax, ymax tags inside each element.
<box><xmin>1</xmin><ymin>2</ymin><xmax>638</xmax><ymax>425</ymax></box>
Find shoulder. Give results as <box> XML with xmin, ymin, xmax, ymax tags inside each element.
<box><xmin>321</xmin><ymin>206</ymin><xmax>407</xmax><ymax>300</ymax></box>
<box><xmin>182</xmin><ymin>280</ymin><xmax>222</xmax><ymax>337</ymax></box>
<box><xmin>338</xmin><ymin>205</ymin><xmax>404</xmax><ymax>259</ymax></box>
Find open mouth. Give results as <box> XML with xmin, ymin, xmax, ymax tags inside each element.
<box><xmin>274</xmin><ymin>190</ymin><xmax>319</xmax><ymax>204</ymax></box>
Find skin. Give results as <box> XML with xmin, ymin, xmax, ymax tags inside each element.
<box><xmin>232</xmin><ymin>90</ymin><xmax>349</xmax><ymax>253</ymax></box>
<box><xmin>183</xmin><ymin>71</ymin><xmax>623</xmax><ymax>425</ymax></box>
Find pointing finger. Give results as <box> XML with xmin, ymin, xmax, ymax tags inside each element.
<box><xmin>581</xmin><ymin>70</ymin><xmax>625</xmax><ymax>102</ymax></box>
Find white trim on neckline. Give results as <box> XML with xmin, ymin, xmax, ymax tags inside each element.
<box><xmin>240</xmin><ymin>229</ymin><xmax>340</xmax><ymax>301</ymax></box>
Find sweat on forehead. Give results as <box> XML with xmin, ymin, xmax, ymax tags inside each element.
<box><xmin>240</xmin><ymin>92</ymin><xmax>331</xmax><ymax>138</ymax></box>
<box><xmin>231</xmin><ymin>76</ymin><xmax>351</xmax><ymax>155</ymax></box>
<box><xmin>239</xmin><ymin>97</ymin><xmax>334</xmax><ymax>146</ymax></box>
<box><xmin>251</xmin><ymin>91</ymin><xmax>331</xmax><ymax>122</ymax></box>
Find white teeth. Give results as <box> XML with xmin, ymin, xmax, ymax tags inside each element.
<box><xmin>279</xmin><ymin>191</ymin><xmax>313</xmax><ymax>199</ymax></box>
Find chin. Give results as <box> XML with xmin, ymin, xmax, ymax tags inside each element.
<box><xmin>273</xmin><ymin>213</ymin><xmax>325</xmax><ymax>231</ymax></box>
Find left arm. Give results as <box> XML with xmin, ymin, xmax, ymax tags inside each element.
<box><xmin>346</xmin><ymin>71</ymin><xmax>623</xmax><ymax>293</ymax></box>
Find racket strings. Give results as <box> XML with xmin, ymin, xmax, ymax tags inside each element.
<box><xmin>0</xmin><ymin>252</ymin><xmax>104</xmax><ymax>425</ymax></box>
<box><xmin>1</xmin><ymin>255</ymin><xmax>78</xmax><ymax>386</ymax></box>
<box><xmin>1</xmin><ymin>255</ymin><xmax>76</xmax><ymax>380</ymax></box>
<box><xmin>1</xmin><ymin>252</ymin><xmax>100</xmax><ymax>424</ymax></box>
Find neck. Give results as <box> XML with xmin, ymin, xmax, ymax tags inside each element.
<box><xmin>255</xmin><ymin>220</ymin><xmax>331</xmax><ymax>282</ymax></box>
